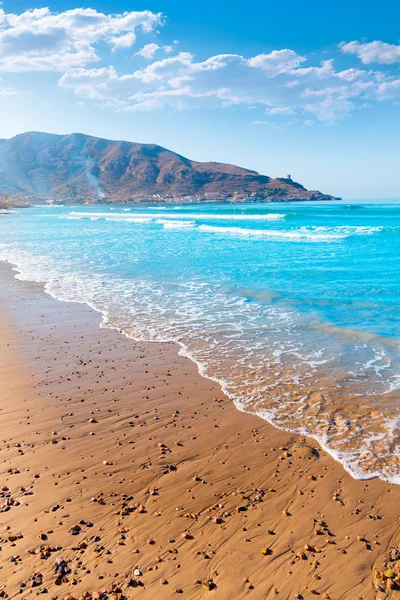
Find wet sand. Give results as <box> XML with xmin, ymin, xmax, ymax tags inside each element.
<box><xmin>1</xmin><ymin>261</ymin><xmax>400</xmax><ymax>600</ymax></box>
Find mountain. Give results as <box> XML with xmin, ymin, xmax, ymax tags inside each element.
<box><xmin>0</xmin><ymin>132</ymin><xmax>339</xmax><ymax>203</ymax></box>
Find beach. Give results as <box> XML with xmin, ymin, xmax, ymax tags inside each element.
<box><xmin>1</xmin><ymin>260</ymin><xmax>400</xmax><ymax>600</ymax></box>
<box><xmin>2</xmin><ymin>203</ymin><xmax>399</xmax><ymax>483</ymax></box>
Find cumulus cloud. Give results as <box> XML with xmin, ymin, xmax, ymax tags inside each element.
<box><xmin>0</xmin><ymin>7</ymin><xmax>162</xmax><ymax>71</ymax></box>
<box><xmin>377</xmin><ymin>79</ymin><xmax>400</xmax><ymax>100</ymax></box>
<box><xmin>59</xmin><ymin>50</ymin><xmax>383</xmax><ymax>121</ymax></box>
<box><xmin>340</xmin><ymin>40</ymin><xmax>400</xmax><ymax>64</ymax></box>
<box><xmin>135</xmin><ymin>43</ymin><xmax>160</xmax><ymax>59</ymax></box>
<box><xmin>247</xmin><ymin>49</ymin><xmax>305</xmax><ymax>72</ymax></box>
<box><xmin>1</xmin><ymin>8</ymin><xmax>398</xmax><ymax>123</ymax></box>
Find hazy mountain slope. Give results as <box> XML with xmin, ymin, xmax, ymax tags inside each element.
<box><xmin>0</xmin><ymin>132</ymin><xmax>339</xmax><ymax>203</ymax></box>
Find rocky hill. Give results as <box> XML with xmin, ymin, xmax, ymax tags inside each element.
<box><xmin>0</xmin><ymin>132</ymin><xmax>339</xmax><ymax>203</ymax></box>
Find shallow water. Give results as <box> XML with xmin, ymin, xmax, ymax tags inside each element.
<box><xmin>1</xmin><ymin>201</ymin><xmax>399</xmax><ymax>482</ymax></box>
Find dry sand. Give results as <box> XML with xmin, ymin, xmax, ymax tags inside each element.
<box><xmin>1</xmin><ymin>261</ymin><xmax>400</xmax><ymax>600</ymax></box>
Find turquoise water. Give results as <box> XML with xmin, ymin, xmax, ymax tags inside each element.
<box><xmin>1</xmin><ymin>201</ymin><xmax>399</xmax><ymax>482</ymax></box>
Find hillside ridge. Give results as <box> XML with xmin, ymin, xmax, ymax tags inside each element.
<box><xmin>0</xmin><ymin>132</ymin><xmax>340</xmax><ymax>203</ymax></box>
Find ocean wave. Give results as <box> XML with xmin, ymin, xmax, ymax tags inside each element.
<box><xmin>63</xmin><ymin>214</ymin><xmax>153</xmax><ymax>223</ymax></box>
<box><xmin>198</xmin><ymin>224</ymin><xmax>383</xmax><ymax>241</ymax></box>
<box><xmin>68</xmin><ymin>211</ymin><xmax>286</xmax><ymax>221</ymax></box>
<box><xmin>197</xmin><ymin>224</ymin><xmax>345</xmax><ymax>241</ymax></box>
<box><xmin>156</xmin><ymin>219</ymin><xmax>195</xmax><ymax>229</ymax></box>
<box><xmin>105</xmin><ymin>217</ymin><xmax>152</xmax><ymax>223</ymax></box>
<box><xmin>64</xmin><ymin>213</ymin><xmax>384</xmax><ymax>240</ymax></box>
<box><xmin>35</xmin><ymin>204</ymin><xmax>65</xmax><ymax>208</ymax></box>
<box><xmin>322</xmin><ymin>225</ymin><xmax>383</xmax><ymax>235</ymax></box>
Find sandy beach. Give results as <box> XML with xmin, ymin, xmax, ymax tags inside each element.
<box><xmin>1</xmin><ymin>260</ymin><xmax>400</xmax><ymax>600</ymax></box>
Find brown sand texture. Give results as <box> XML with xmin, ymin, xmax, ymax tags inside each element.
<box><xmin>1</xmin><ymin>261</ymin><xmax>400</xmax><ymax>600</ymax></box>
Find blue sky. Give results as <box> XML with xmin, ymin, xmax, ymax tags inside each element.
<box><xmin>0</xmin><ymin>0</ymin><xmax>399</xmax><ymax>199</ymax></box>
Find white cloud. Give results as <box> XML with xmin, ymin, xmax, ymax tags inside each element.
<box><xmin>0</xmin><ymin>86</ymin><xmax>16</xmax><ymax>95</ymax></box>
<box><xmin>59</xmin><ymin>50</ymin><xmax>382</xmax><ymax>121</ymax></box>
<box><xmin>2</xmin><ymin>9</ymin><xmax>395</xmax><ymax>124</ymax></box>
<box><xmin>340</xmin><ymin>40</ymin><xmax>400</xmax><ymax>64</ymax></box>
<box><xmin>136</xmin><ymin>43</ymin><xmax>160</xmax><ymax>59</ymax></box>
<box><xmin>250</xmin><ymin>120</ymin><xmax>278</xmax><ymax>126</ymax></box>
<box><xmin>247</xmin><ymin>49</ymin><xmax>305</xmax><ymax>73</ymax></box>
<box><xmin>269</xmin><ymin>107</ymin><xmax>295</xmax><ymax>115</ymax></box>
<box><xmin>304</xmin><ymin>96</ymin><xmax>354</xmax><ymax>121</ymax></box>
<box><xmin>0</xmin><ymin>7</ymin><xmax>162</xmax><ymax>71</ymax></box>
<box><xmin>293</xmin><ymin>59</ymin><xmax>335</xmax><ymax>78</ymax></box>
<box><xmin>336</xmin><ymin>67</ymin><xmax>370</xmax><ymax>82</ymax></box>
<box><xmin>111</xmin><ymin>32</ymin><xmax>138</xmax><ymax>50</ymax></box>
<box><xmin>377</xmin><ymin>79</ymin><xmax>400</xmax><ymax>100</ymax></box>
<box><xmin>163</xmin><ymin>41</ymin><xmax>178</xmax><ymax>54</ymax></box>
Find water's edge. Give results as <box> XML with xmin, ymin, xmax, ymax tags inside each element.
<box><xmin>2</xmin><ymin>257</ymin><xmax>393</xmax><ymax>486</ymax></box>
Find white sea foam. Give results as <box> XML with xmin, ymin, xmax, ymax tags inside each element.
<box><xmin>69</xmin><ymin>211</ymin><xmax>286</xmax><ymax>221</ymax></box>
<box><xmin>65</xmin><ymin>214</ymin><xmax>382</xmax><ymax>241</ymax></box>
<box><xmin>64</xmin><ymin>214</ymin><xmax>153</xmax><ymax>223</ymax></box>
<box><xmin>66</xmin><ymin>213</ymin><xmax>382</xmax><ymax>241</ymax></box>
<box><xmin>198</xmin><ymin>224</ymin><xmax>345</xmax><ymax>241</ymax></box>
<box><xmin>313</xmin><ymin>225</ymin><xmax>383</xmax><ymax>235</ymax></box>
<box><xmin>35</xmin><ymin>204</ymin><xmax>64</xmax><ymax>208</ymax></box>
<box><xmin>105</xmin><ymin>216</ymin><xmax>152</xmax><ymax>223</ymax></box>
<box><xmin>198</xmin><ymin>224</ymin><xmax>383</xmax><ymax>242</ymax></box>
<box><xmin>251</xmin><ymin>405</ymin><xmax>400</xmax><ymax>484</ymax></box>
<box><xmin>156</xmin><ymin>219</ymin><xmax>195</xmax><ymax>229</ymax></box>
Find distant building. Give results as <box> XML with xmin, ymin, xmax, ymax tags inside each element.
<box><xmin>287</xmin><ymin>174</ymin><xmax>292</xmax><ymax>180</ymax></box>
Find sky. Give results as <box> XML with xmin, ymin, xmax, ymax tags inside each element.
<box><xmin>0</xmin><ymin>1</ymin><xmax>399</xmax><ymax>199</ymax></box>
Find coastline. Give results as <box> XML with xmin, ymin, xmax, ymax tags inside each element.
<box><xmin>1</xmin><ymin>261</ymin><xmax>400</xmax><ymax>599</ymax></box>
<box><xmin>4</xmin><ymin>247</ymin><xmax>398</xmax><ymax>486</ymax></box>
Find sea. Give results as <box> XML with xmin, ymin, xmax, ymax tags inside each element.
<box><xmin>0</xmin><ymin>201</ymin><xmax>399</xmax><ymax>483</ymax></box>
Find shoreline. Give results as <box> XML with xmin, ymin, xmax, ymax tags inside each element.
<box><xmin>1</xmin><ymin>261</ymin><xmax>400</xmax><ymax>598</ymax></box>
<box><xmin>3</xmin><ymin>256</ymin><xmax>396</xmax><ymax>486</ymax></box>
